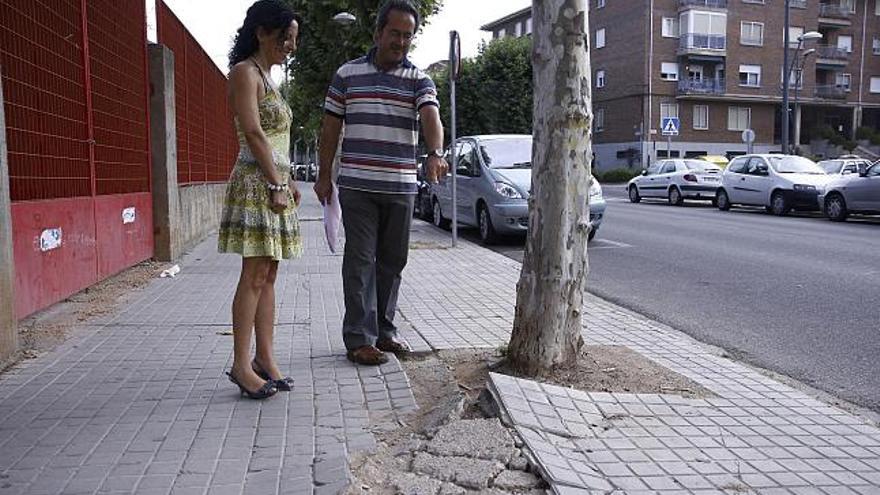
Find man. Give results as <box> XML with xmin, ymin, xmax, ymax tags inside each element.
<box><xmin>314</xmin><ymin>0</ymin><xmax>448</xmax><ymax>365</ymax></box>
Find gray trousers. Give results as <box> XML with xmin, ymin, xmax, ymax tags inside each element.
<box><xmin>338</xmin><ymin>188</ymin><xmax>414</xmax><ymax>350</ymax></box>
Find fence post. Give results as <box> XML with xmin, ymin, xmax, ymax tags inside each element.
<box><xmin>0</xmin><ymin>63</ymin><xmax>18</xmax><ymax>364</ymax></box>
<box><xmin>148</xmin><ymin>44</ymin><xmax>182</xmax><ymax>261</ymax></box>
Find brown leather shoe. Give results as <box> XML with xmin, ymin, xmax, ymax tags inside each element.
<box><xmin>376</xmin><ymin>339</ymin><xmax>411</xmax><ymax>355</ymax></box>
<box><xmin>346</xmin><ymin>345</ymin><xmax>389</xmax><ymax>365</ymax></box>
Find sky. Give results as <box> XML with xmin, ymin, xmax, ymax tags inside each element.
<box><xmin>159</xmin><ymin>0</ymin><xmax>532</xmax><ymax>82</ymax></box>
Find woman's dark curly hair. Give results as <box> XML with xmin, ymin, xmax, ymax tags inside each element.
<box><xmin>228</xmin><ymin>0</ymin><xmax>301</xmax><ymax>68</ymax></box>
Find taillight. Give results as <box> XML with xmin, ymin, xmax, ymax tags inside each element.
<box><xmin>683</xmin><ymin>174</ymin><xmax>697</xmax><ymax>182</ymax></box>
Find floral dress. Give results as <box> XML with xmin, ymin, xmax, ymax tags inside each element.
<box><xmin>218</xmin><ymin>65</ymin><xmax>302</xmax><ymax>260</ymax></box>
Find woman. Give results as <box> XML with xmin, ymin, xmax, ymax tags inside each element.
<box><xmin>218</xmin><ymin>0</ymin><xmax>302</xmax><ymax>399</ymax></box>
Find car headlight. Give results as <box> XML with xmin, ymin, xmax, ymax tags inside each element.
<box><xmin>494</xmin><ymin>182</ymin><xmax>523</xmax><ymax>199</ymax></box>
<box><xmin>589</xmin><ymin>181</ymin><xmax>603</xmax><ymax>199</ymax></box>
<box><xmin>793</xmin><ymin>184</ymin><xmax>817</xmax><ymax>192</ymax></box>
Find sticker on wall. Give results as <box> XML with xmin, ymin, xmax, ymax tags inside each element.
<box><xmin>122</xmin><ymin>207</ymin><xmax>136</xmax><ymax>224</ymax></box>
<box><xmin>40</xmin><ymin>228</ymin><xmax>62</xmax><ymax>252</ymax></box>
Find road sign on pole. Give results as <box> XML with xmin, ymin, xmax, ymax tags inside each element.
<box><xmin>741</xmin><ymin>128</ymin><xmax>755</xmax><ymax>155</ymax></box>
<box><xmin>449</xmin><ymin>31</ymin><xmax>460</xmax><ymax>247</ymax></box>
<box><xmin>661</xmin><ymin>117</ymin><xmax>680</xmax><ymax>136</ymax></box>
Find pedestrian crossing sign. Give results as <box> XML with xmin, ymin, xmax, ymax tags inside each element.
<box><xmin>661</xmin><ymin>117</ymin><xmax>680</xmax><ymax>136</ymax></box>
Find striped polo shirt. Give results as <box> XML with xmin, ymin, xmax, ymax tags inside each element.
<box><xmin>324</xmin><ymin>48</ymin><xmax>439</xmax><ymax>194</ymax></box>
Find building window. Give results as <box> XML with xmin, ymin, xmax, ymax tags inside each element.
<box><xmin>693</xmin><ymin>105</ymin><xmax>709</xmax><ymax>130</ymax></box>
<box><xmin>496</xmin><ymin>28</ymin><xmax>506</xmax><ymax>39</ymax></box>
<box><xmin>728</xmin><ymin>106</ymin><xmax>751</xmax><ymax>131</ymax></box>
<box><xmin>515</xmin><ymin>22</ymin><xmax>522</xmax><ymax>37</ymax></box>
<box><xmin>783</xmin><ymin>67</ymin><xmax>804</xmax><ymax>88</ymax></box>
<box><xmin>740</xmin><ymin>22</ymin><xmax>763</xmax><ymax>46</ymax></box>
<box><xmin>662</xmin><ymin>17</ymin><xmax>679</xmax><ymax>38</ymax></box>
<box><xmin>872</xmin><ymin>77</ymin><xmax>880</xmax><ymax>93</ymax></box>
<box><xmin>598</xmin><ymin>0</ymin><xmax>606</xmax><ymax>7</ymax></box>
<box><xmin>842</xmin><ymin>0</ymin><xmax>855</xmax><ymax>13</ymax></box>
<box><xmin>595</xmin><ymin>108</ymin><xmax>605</xmax><ymax>132</ymax></box>
<box><xmin>596</xmin><ymin>70</ymin><xmax>606</xmax><ymax>88</ymax></box>
<box><xmin>836</xmin><ymin>73</ymin><xmax>852</xmax><ymax>91</ymax></box>
<box><xmin>661</xmin><ymin>62</ymin><xmax>679</xmax><ymax>81</ymax></box>
<box><xmin>661</xmin><ymin>103</ymin><xmax>679</xmax><ymax>120</ymax></box>
<box><xmin>874</xmin><ymin>37</ymin><xmax>880</xmax><ymax>54</ymax></box>
<box><xmin>876</xmin><ymin>0</ymin><xmax>880</xmax><ymax>15</ymax></box>
<box><xmin>526</xmin><ymin>17</ymin><xmax>532</xmax><ymax>35</ymax></box>
<box><xmin>596</xmin><ymin>28</ymin><xmax>606</xmax><ymax>48</ymax></box>
<box><xmin>679</xmin><ymin>11</ymin><xmax>727</xmax><ymax>50</ymax></box>
<box><xmin>738</xmin><ymin>64</ymin><xmax>761</xmax><ymax>87</ymax></box>
<box><xmin>838</xmin><ymin>35</ymin><xmax>853</xmax><ymax>53</ymax></box>
<box><xmin>787</xmin><ymin>26</ymin><xmax>804</xmax><ymax>47</ymax></box>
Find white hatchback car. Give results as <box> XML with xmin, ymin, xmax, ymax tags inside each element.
<box><xmin>627</xmin><ymin>159</ymin><xmax>722</xmax><ymax>206</ymax></box>
<box><xmin>716</xmin><ymin>154</ymin><xmax>832</xmax><ymax>215</ymax></box>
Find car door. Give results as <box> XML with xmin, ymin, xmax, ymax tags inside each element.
<box><xmin>847</xmin><ymin>163</ymin><xmax>880</xmax><ymax>211</ymax></box>
<box><xmin>641</xmin><ymin>160</ymin><xmax>668</xmax><ymax>197</ymax></box>
<box><xmin>434</xmin><ymin>143</ymin><xmax>458</xmax><ymax>217</ymax></box>
<box><xmin>740</xmin><ymin>157</ymin><xmax>772</xmax><ymax>205</ymax></box>
<box><xmin>724</xmin><ymin>156</ymin><xmax>749</xmax><ymax>203</ymax></box>
<box><xmin>454</xmin><ymin>140</ymin><xmax>478</xmax><ymax>225</ymax></box>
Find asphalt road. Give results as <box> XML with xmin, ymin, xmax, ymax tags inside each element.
<box><xmin>456</xmin><ymin>186</ymin><xmax>880</xmax><ymax>412</ymax></box>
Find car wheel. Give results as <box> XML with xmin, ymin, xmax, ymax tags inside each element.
<box><xmin>668</xmin><ymin>186</ymin><xmax>683</xmax><ymax>206</ymax></box>
<box><xmin>628</xmin><ymin>185</ymin><xmax>641</xmax><ymax>203</ymax></box>
<box><xmin>769</xmin><ymin>191</ymin><xmax>790</xmax><ymax>216</ymax></box>
<box><xmin>478</xmin><ymin>203</ymin><xmax>499</xmax><ymax>245</ymax></box>
<box><xmin>825</xmin><ymin>193</ymin><xmax>848</xmax><ymax>222</ymax></box>
<box><xmin>432</xmin><ymin>199</ymin><xmax>450</xmax><ymax>230</ymax></box>
<box><xmin>716</xmin><ymin>189</ymin><xmax>731</xmax><ymax>211</ymax></box>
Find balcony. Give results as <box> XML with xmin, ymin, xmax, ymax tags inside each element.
<box><xmin>815</xmin><ymin>84</ymin><xmax>847</xmax><ymax>100</ymax></box>
<box><xmin>679</xmin><ymin>33</ymin><xmax>726</xmax><ymax>57</ymax></box>
<box><xmin>818</xmin><ymin>3</ymin><xmax>852</xmax><ymax>26</ymax></box>
<box><xmin>790</xmin><ymin>0</ymin><xmax>807</xmax><ymax>8</ymax></box>
<box><xmin>678</xmin><ymin>78</ymin><xmax>726</xmax><ymax>95</ymax></box>
<box><xmin>679</xmin><ymin>0</ymin><xmax>727</xmax><ymax>8</ymax></box>
<box><xmin>815</xmin><ymin>44</ymin><xmax>850</xmax><ymax>67</ymax></box>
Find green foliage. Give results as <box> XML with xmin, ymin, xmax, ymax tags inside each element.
<box><xmin>855</xmin><ymin>126</ymin><xmax>880</xmax><ymax>145</ymax></box>
<box><xmin>435</xmin><ymin>36</ymin><xmax>533</xmax><ymax>140</ymax></box>
<box><xmin>597</xmin><ymin>168</ymin><xmax>640</xmax><ymax>183</ymax></box>
<box><xmin>281</xmin><ymin>0</ymin><xmax>442</xmax><ymax>143</ymax></box>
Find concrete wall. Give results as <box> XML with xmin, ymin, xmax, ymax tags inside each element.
<box><xmin>0</xmin><ymin>64</ymin><xmax>18</xmax><ymax>364</ymax></box>
<box><xmin>149</xmin><ymin>44</ymin><xmax>227</xmax><ymax>261</ymax></box>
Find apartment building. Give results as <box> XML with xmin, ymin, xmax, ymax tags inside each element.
<box><xmin>481</xmin><ymin>1</ymin><xmax>880</xmax><ymax>170</ymax></box>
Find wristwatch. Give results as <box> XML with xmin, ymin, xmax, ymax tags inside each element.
<box><xmin>427</xmin><ymin>149</ymin><xmax>443</xmax><ymax>158</ymax></box>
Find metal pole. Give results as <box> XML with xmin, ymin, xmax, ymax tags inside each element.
<box><xmin>449</xmin><ymin>31</ymin><xmax>459</xmax><ymax>248</ymax></box>
<box><xmin>667</xmin><ymin>135</ymin><xmax>671</xmax><ymax>159</ymax></box>
<box><xmin>782</xmin><ymin>0</ymin><xmax>791</xmax><ymax>154</ymax></box>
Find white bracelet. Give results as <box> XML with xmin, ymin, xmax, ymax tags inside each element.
<box><xmin>267</xmin><ymin>182</ymin><xmax>288</xmax><ymax>192</ymax></box>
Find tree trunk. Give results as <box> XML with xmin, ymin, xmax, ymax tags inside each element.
<box><xmin>507</xmin><ymin>0</ymin><xmax>592</xmax><ymax>376</ymax></box>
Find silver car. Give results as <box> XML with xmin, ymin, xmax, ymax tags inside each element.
<box><xmin>817</xmin><ymin>156</ymin><xmax>874</xmax><ymax>175</ymax></box>
<box><xmin>627</xmin><ymin>159</ymin><xmax>722</xmax><ymax>206</ymax></box>
<box><xmin>430</xmin><ymin>134</ymin><xmax>606</xmax><ymax>244</ymax></box>
<box><xmin>716</xmin><ymin>154</ymin><xmax>832</xmax><ymax>215</ymax></box>
<box><xmin>818</xmin><ymin>161</ymin><xmax>880</xmax><ymax>221</ymax></box>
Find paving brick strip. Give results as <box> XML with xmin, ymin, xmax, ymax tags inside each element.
<box><xmin>0</xmin><ymin>194</ymin><xmax>877</xmax><ymax>495</ymax></box>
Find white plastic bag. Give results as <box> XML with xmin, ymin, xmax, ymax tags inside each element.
<box><xmin>323</xmin><ymin>183</ymin><xmax>342</xmax><ymax>253</ymax></box>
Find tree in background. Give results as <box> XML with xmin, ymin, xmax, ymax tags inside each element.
<box><xmin>282</xmin><ymin>0</ymin><xmax>442</xmax><ymax>147</ymax></box>
<box><xmin>435</xmin><ymin>36</ymin><xmax>533</xmax><ymax>139</ymax></box>
<box><xmin>507</xmin><ymin>0</ymin><xmax>592</xmax><ymax>376</ymax></box>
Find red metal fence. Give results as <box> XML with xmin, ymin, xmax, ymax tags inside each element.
<box><xmin>0</xmin><ymin>0</ymin><xmax>152</xmax><ymax>318</ymax></box>
<box><xmin>157</xmin><ymin>0</ymin><xmax>238</xmax><ymax>185</ymax></box>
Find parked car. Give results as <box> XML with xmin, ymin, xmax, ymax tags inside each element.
<box><xmin>293</xmin><ymin>162</ymin><xmax>316</xmax><ymax>182</ymax></box>
<box><xmin>715</xmin><ymin>154</ymin><xmax>832</xmax><ymax>215</ymax></box>
<box><xmin>413</xmin><ymin>155</ymin><xmax>433</xmax><ymax>221</ymax></box>
<box><xmin>817</xmin><ymin>156</ymin><xmax>874</xmax><ymax>175</ymax></box>
<box><xmin>430</xmin><ymin>134</ymin><xmax>606</xmax><ymax>244</ymax></box>
<box><xmin>626</xmin><ymin>159</ymin><xmax>723</xmax><ymax>206</ymax></box>
<box><xmin>695</xmin><ymin>155</ymin><xmax>729</xmax><ymax>169</ymax></box>
<box><xmin>818</xmin><ymin>161</ymin><xmax>880</xmax><ymax>221</ymax></box>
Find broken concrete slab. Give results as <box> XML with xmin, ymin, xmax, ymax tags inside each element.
<box><xmin>412</xmin><ymin>452</ymin><xmax>505</xmax><ymax>490</ymax></box>
<box><xmin>425</xmin><ymin>418</ymin><xmax>516</xmax><ymax>463</ymax></box>
<box><xmin>492</xmin><ymin>469</ymin><xmax>542</xmax><ymax>491</ymax></box>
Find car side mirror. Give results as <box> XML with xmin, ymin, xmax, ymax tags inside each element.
<box><xmin>858</xmin><ymin>163</ymin><xmax>868</xmax><ymax>177</ymax></box>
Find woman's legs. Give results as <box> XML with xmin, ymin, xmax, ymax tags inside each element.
<box><xmin>254</xmin><ymin>261</ymin><xmax>284</xmax><ymax>379</ymax></box>
<box><xmin>231</xmin><ymin>257</ymin><xmax>273</xmax><ymax>392</ymax></box>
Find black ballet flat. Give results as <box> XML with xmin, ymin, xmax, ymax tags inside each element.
<box><xmin>226</xmin><ymin>371</ymin><xmax>277</xmax><ymax>400</ymax></box>
<box><xmin>252</xmin><ymin>360</ymin><xmax>294</xmax><ymax>392</ymax></box>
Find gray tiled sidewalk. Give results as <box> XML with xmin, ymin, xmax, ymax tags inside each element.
<box><xmin>0</xmin><ymin>197</ymin><xmax>415</xmax><ymax>495</ymax></box>
<box><xmin>396</xmin><ymin>219</ymin><xmax>880</xmax><ymax>494</ymax></box>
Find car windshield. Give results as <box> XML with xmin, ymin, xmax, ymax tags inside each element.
<box><xmin>683</xmin><ymin>160</ymin><xmax>720</xmax><ymax>172</ymax></box>
<box><xmin>819</xmin><ymin>162</ymin><xmax>841</xmax><ymax>174</ymax></box>
<box><xmin>767</xmin><ymin>156</ymin><xmax>826</xmax><ymax>174</ymax></box>
<box><xmin>479</xmin><ymin>137</ymin><xmax>533</xmax><ymax>169</ymax></box>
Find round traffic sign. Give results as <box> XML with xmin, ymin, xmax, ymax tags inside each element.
<box><xmin>741</xmin><ymin>129</ymin><xmax>755</xmax><ymax>144</ymax></box>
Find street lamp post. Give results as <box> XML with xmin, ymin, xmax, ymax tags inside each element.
<box><xmin>782</xmin><ymin>0</ymin><xmax>822</xmax><ymax>154</ymax></box>
<box><xmin>792</xmin><ymin>48</ymin><xmax>815</xmax><ymax>155</ymax></box>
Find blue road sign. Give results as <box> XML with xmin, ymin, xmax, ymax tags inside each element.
<box><xmin>661</xmin><ymin>117</ymin><xmax>680</xmax><ymax>136</ymax></box>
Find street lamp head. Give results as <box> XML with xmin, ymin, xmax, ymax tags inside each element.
<box><xmin>798</xmin><ymin>31</ymin><xmax>823</xmax><ymax>42</ymax></box>
<box><xmin>801</xmin><ymin>48</ymin><xmax>816</xmax><ymax>57</ymax></box>
<box><xmin>333</xmin><ymin>12</ymin><xmax>357</xmax><ymax>26</ymax></box>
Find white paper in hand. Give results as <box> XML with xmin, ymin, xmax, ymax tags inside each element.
<box><xmin>323</xmin><ymin>183</ymin><xmax>342</xmax><ymax>253</ymax></box>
